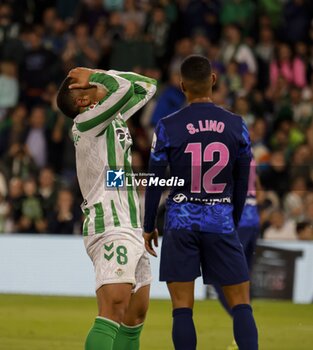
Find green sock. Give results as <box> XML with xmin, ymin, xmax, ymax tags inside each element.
<box><xmin>113</xmin><ymin>323</ymin><xmax>144</xmax><ymax>350</ymax></box>
<box><xmin>85</xmin><ymin>317</ymin><xmax>119</xmax><ymax>350</ymax></box>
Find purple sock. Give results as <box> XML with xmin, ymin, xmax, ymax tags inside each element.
<box><xmin>232</xmin><ymin>304</ymin><xmax>258</xmax><ymax>350</ymax></box>
<box><xmin>172</xmin><ymin>308</ymin><xmax>197</xmax><ymax>350</ymax></box>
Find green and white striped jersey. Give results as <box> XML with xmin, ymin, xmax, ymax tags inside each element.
<box><xmin>72</xmin><ymin>70</ymin><xmax>157</xmax><ymax>236</ymax></box>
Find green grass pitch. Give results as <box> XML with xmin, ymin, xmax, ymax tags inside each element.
<box><xmin>0</xmin><ymin>295</ymin><xmax>313</xmax><ymax>349</ymax></box>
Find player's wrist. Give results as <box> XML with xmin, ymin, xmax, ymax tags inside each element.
<box><xmin>143</xmin><ymin>226</ymin><xmax>154</xmax><ymax>234</ymax></box>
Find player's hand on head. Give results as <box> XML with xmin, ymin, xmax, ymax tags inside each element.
<box><xmin>68</xmin><ymin>67</ymin><xmax>94</xmax><ymax>89</ymax></box>
<box><xmin>143</xmin><ymin>229</ymin><xmax>158</xmax><ymax>257</ymax></box>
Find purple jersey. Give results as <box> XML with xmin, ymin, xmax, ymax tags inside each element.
<box><xmin>144</xmin><ymin>102</ymin><xmax>252</xmax><ymax>234</ymax></box>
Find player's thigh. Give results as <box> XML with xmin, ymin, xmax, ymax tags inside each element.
<box><xmin>200</xmin><ymin>231</ymin><xmax>249</xmax><ymax>287</ymax></box>
<box><xmin>238</xmin><ymin>226</ymin><xmax>259</xmax><ymax>271</ymax></box>
<box><xmin>96</xmin><ymin>283</ymin><xmax>132</xmax><ymax>318</ymax></box>
<box><xmin>160</xmin><ymin>229</ymin><xmax>201</xmax><ymax>282</ymax></box>
<box><xmin>123</xmin><ymin>284</ymin><xmax>150</xmax><ymax>326</ymax></box>
<box><xmin>167</xmin><ymin>281</ymin><xmax>195</xmax><ymax>309</ymax></box>
<box><xmin>222</xmin><ymin>281</ymin><xmax>250</xmax><ymax>308</ymax></box>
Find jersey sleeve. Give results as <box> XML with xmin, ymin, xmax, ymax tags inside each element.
<box><xmin>108</xmin><ymin>70</ymin><xmax>157</xmax><ymax>121</ymax></box>
<box><xmin>144</xmin><ymin>120</ymin><xmax>170</xmax><ymax>233</ymax></box>
<box><xmin>75</xmin><ymin>72</ymin><xmax>134</xmax><ymax>136</ymax></box>
<box><xmin>232</xmin><ymin>119</ymin><xmax>252</xmax><ymax>226</ymax></box>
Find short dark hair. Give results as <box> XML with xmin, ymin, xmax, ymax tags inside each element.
<box><xmin>56</xmin><ymin>77</ymin><xmax>79</xmax><ymax>119</ymax></box>
<box><xmin>180</xmin><ymin>55</ymin><xmax>212</xmax><ymax>82</ymax></box>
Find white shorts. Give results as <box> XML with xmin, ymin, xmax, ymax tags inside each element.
<box><xmin>84</xmin><ymin>231</ymin><xmax>152</xmax><ymax>293</ymax></box>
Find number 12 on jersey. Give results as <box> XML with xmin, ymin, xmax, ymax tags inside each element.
<box><xmin>184</xmin><ymin>142</ymin><xmax>230</xmax><ymax>194</ymax></box>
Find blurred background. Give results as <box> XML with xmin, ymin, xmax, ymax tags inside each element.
<box><xmin>0</xmin><ymin>0</ymin><xmax>312</xmax><ymax>301</ymax></box>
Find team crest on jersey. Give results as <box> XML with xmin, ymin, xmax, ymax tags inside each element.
<box><xmin>115</xmin><ymin>268</ymin><xmax>124</xmax><ymax>277</ymax></box>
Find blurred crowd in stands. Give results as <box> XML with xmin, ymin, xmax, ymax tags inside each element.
<box><xmin>0</xmin><ymin>0</ymin><xmax>312</xmax><ymax>240</ymax></box>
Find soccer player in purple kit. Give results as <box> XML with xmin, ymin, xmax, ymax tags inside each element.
<box><xmin>143</xmin><ymin>55</ymin><xmax>258</xmax><ymax>350</ymax></box>
<box><xmin>214</xmin><ymin>158</ymin><xmax>260</xmax><ymax>350</ymax></box>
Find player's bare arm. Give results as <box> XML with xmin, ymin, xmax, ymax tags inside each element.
<box><xmin>143</xmin><ymin>229</ymin><xmax>159</xmax><ymax>257</ymax></box>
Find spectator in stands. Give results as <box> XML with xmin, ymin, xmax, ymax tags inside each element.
<box><xmin>263</xmin><ymin>209</ymin><xmax>297</xmax><ymax>240</ymax></box>
<box><xmin>62</xmin><ymin>22</ymin><xmax>101</xmax><ymax>71</ymax></box>
<box><xmin>110</xmin><ymin>19</ymin><xmax>155</xmax><ymax>71</ymax></box>
<box><xmin>220</xmin><ymin>24</ymin><xmax>257</xmax><ymax>74</ymax></box>
<box><xmin>0</xmin><ymin>3</ymin><xmax>23</xmax><ymax>64</ymax></box>
<box><xmin>3</xmin><ymin>143</ymin><xmax>37</xmax><ymax>180</ymax></box>
<box><xmin>250</xmin><ymin>118</ymin><xmax>270</xmax><ymax>164</ymax></box>
<box><xmin>220</xmin><ymin>0</ymin><xmax>255</xmax><ymax>34</ymax></box>
<box><xmin>38</xmin><ymin>167</ymin><xmax>58</xmax><ymax>214</ymax></box>
<box><xmin>47</xmin><ymin>188</ymin><xmax>80</xmax><ymax>234</ymax></box>
<box><xmin>233</xmin><ymin>95</ymin><xmax>255</xmax><ymax>126</ymax></box>
<box><xmin>169</xmin><ymin>37</ymin><xmax>193</xmax><ymax>74</ymax></box>
<box><xmin>296</xmin><ymin>221</ymin><xmax>313</xmax><ymax>240</ymax></box>
<box><xmin>7</xmin><ymin>177</ymin><xmax>24</xmax><ymax>233</ymax></box>
<box><xmin>255</xmin><ymin>26</ymin><xmax>274</xmax><ymax>90</ymax></box>
<box><xmin>289</xmin><ymin>143</ymin><xmax>312</xmax><ymax>182</ymax></box>
<box><xmin>75</xmin><ymin>0</ymin><xmax>108</xmax><ymax>32</ymax></box>
<box><xmin>25</xmin><ymin>106</ymin><xmax>48</xmax><ymax>169</ymax></box>
<box><xmin>92</xmin><ymin>19</ymin><xmax>111</xmax><ymax>68</ymax></box>
<box><xmin>0</xmin><ymin>104</ymin><xmax>28</xmax><ymax>157</ymax></box>
<box><xmin>0</xmin><ymin>190</ymin><xmax>10</xmax><ymax>233</ymax></box>
<box><xmin>21</xmin><ymin>29</ymin><xmax>61</xmax><ymax>106</ymax></box>
<box><xmin>146</xmin><ymin>6</ymin><xmax>171</xmax><ymax>72</ymax></box>
<box><xmin>18</xmin><ymin>177</ymin><xmax>46</xmax><ymax>234</ymax></box>
<box><xmin>305</xmin><ymin>198</ymin><xmax>313</xmax><ymax>223</ymax></box>
<box><xmin>269</xmin><ymin>43</ymin><xmax>307</xmax><ymax>89</ymax></box>
<box><xmin>221</xmin><ymin>60</ymin><xmax>242</xmax><ymax>97</ymax></box>
<box><xmin>150</xmin><ymin>69</ymin><xmax>185</xmax><ymax>127</ymax></box>
<box><xmin>0</xmin><ymin>167</ymin><xmax>7</xmax><ymax>198</ymax></box>
<box><xmin>42</xmin><ymin>8</ymin><xmax>68</xmax><ymax>56</ymax></box>
<box><xmin>121</xmin><ymin>0</ymin><xmax>147</xmax><ymax>30</ymax></box>
<box><xmin>260</xmin><ymin>150</ymin><xmax>290</xmax><ymax>199</ymax></box>
<box><xmin>281</xmin><ymin>0</ymin><xmax>310</xmax><ymax>44</ymax></box>
<box><xmin>178</xmin><ymin>0</ymin><xmax>220</xmax><ymax>40</ymax></box>
<box><xmin>283</xmin><ymin>176</ymin><xmax>307</xmax><ymax>221</ymax></box>
<box><xmin>0</xmin><ymin>61</ymin><xmax>19</xmax><ymax>118</ymax></box>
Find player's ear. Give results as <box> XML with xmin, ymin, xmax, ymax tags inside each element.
<box><xmin>180</xmin><ymin>81</ymin><xmax>186</xmax><ymax>93</ymax></box>
<box><xmin>75</xmin><ymin>95</ymin><xmax>91</xmax><ymax>108</ymax></box>
<box><xmin>211</xmin><ymin>73</ymin><xmax>217</xmax><ymax>87</ymax></box>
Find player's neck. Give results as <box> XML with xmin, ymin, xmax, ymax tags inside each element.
<box><xmin>188</xmin><ymin>96</ymin><xmax>213</xmax><ymax>104</ymax></box>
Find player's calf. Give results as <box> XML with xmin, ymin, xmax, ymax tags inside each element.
<box><xmin>113</xmin><ymin>285</ymin><xmax>150</xmax><ymax>350</ymax></box>
<box><xmin>222</xmin><ymin>281</ymin><xmax>258</xmax><ymax>350</ymax></box>
<box><xmin>85</xmin><ymin>283</ymin><xmax>132</xmax><ymax>350</ymax></box>
<box><xmin>167</xmin><ymin>282</ymin><xmax>197</xmax><ymax>350</ymax></box>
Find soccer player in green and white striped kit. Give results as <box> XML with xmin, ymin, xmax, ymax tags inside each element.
<box><xmin>56</xmin><ymin>67</ymin><xmax>157</xmax><ymax>350</ymax></box>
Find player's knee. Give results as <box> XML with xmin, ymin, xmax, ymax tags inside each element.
<box><xmin>222</xmin><ymin>281</ymin><xmax>250</xmax><ymax>308</ymax></box>
<box><xmin>171</xmin><ymin>295</ymin><xmax>194</xmax><ymax>309</ymax></box>
<box><xmin>133</xmin><ymin>304</ymin><xmax>148</xmax><ymax>324</ymax></box>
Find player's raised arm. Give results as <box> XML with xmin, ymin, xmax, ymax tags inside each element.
<box><xmin>108</xmin><ymin>70</ymin><xmax>157</xmax><ymax>121</ymax></box>
<box><xmin>75</xmin><ymin>71</ymin><xmax>134</xmax><ymax>134</ymax></box>
<box><xmin>57</xmin><ymin>68</ymin><xmax>134</xmax><ymax>135</ymax></box>
<box><xmin>232</xmin><ymin>119</ymin><xmax>252</xmax><ymax>226</ymax></box>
